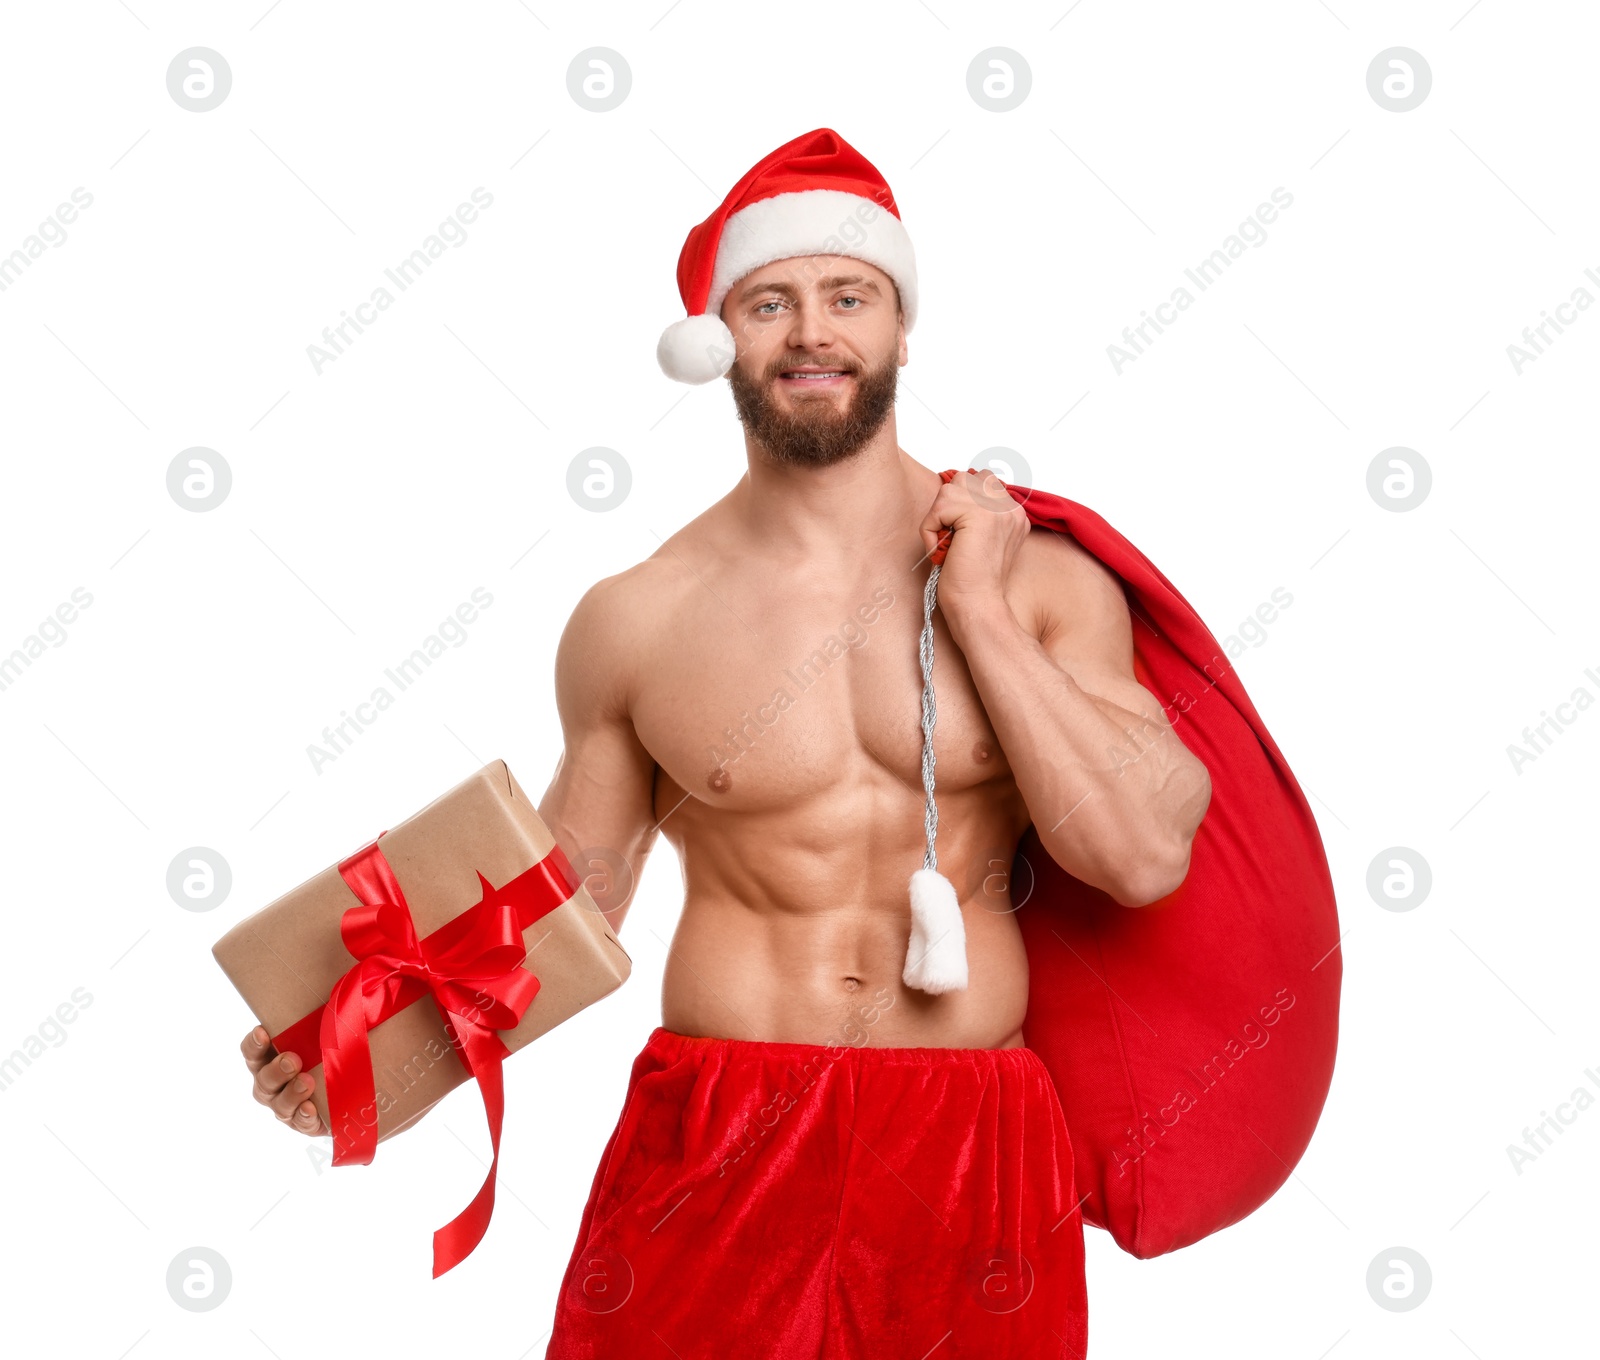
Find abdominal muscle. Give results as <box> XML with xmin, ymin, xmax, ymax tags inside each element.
<box><xmin>655</xmin><ymin>785</ymin><xmax>1034</xmax><ymax>1051</ymax></box>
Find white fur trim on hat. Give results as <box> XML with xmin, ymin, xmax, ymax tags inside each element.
<box><xmin>708</xmin><ymin>189</ymin><xmax>918</xmax><ymax>333</ymax></box>
<box><xmin>656</xmin><ymin>313</ymin><xmax>738</xmax><ymax>385</ymax></box>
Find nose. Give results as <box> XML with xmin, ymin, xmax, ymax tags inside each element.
<box><xmin>785</xmin><ymin>294</ymin><xmax>839</xmax><ymax>354</ymax></box>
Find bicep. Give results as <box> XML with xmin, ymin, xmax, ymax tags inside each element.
<box><xmin>1024</xmin><ymin>530</ymin><xmax>1211</xmax><ymax>894</ymax></box>
<box><xmin>537</xmin><ymin>579</ymin><xmax>660</xmax><ymax>935</ymax></box>
<box><xmin>1031</xmin><ymin>532</ymin><xmax>1178</xmax><ymax>745</ymax></box>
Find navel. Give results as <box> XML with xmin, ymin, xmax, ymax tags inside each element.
<box><xmin>707</xmin><ymin>767</ymin><xmax>733</xmax><ymax>794</ymax></box>
<box><xmin>842</xmin><ymin>976</ymin><xmax>860</xmax><ymax>991</ymax></box>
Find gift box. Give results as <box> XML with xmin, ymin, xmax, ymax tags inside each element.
<box><xmin>212</xmin><ymin>757</ymin><xmax>632</xmax><ymax>1274</ymax></box>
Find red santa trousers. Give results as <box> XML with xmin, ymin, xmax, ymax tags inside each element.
<box><xmin>544</xmin><ymin>1026</ymin><xmax>1089</xmax><ymax>1359</ymax></box>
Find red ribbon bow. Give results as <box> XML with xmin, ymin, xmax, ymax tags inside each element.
<box><xmin>269</xmin><ymin>833</ymin><xmax>580</xmax><ymax>1277</ymax></box>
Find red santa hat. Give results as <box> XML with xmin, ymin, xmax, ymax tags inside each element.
<box><xmin>658</xmin><ymin>128</ymin><xmax>966</xmax><ymax>996</ymax></box>
<box><xmin>656</xmin><ymin>127</ymin><xmax>921</xmax><ymax>386</ymax></box>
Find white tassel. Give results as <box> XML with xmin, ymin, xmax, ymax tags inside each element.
<box><xmin>904</xmin><ymin>867</ymin><xmax>968</xmax><ymax>993</ymax></box>
<box><xmin>902</xmin><ymin>552</ymin><xmax>970</xmax><ymax>994</ymax></box>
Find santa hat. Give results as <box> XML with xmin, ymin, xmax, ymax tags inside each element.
<box><xmin>659</xmin><ymin>129</ymin><xmax>966</xmax><ymax>996</ymax></box>
<box><xmin>656</xmin><ymin>127</ymin><xmax>920</xmax><ymax>386</ymax></box>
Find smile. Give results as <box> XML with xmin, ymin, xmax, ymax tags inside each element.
<box><xmin>777</xmin><ymin>369</ymin><xmax>851</xmax><ymax>386</ymax></box>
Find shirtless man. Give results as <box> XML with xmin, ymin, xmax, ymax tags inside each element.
<box><xmin>241</xmin><ymin>129</ymin><xmax>1210</xmax><ymax>1356</ymax></box>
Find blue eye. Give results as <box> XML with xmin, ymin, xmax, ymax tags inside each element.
<box><xmin>755</xmin><ymin>295</ymin><xmax>864</xmax><ymax>314</ymax></box>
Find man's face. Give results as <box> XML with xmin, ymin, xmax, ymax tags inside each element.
<box><xmin>720</xmin><ymin>255</ymin><xmax>906</xmax><ymax>468</ymax></box>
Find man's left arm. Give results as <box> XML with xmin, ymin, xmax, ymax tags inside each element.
<box><xmin>924</xmin><ymin>473</ymin><xmax>1212</xmax><ymax>906</ymax></box>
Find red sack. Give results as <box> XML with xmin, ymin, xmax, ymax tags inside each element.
<box><xmin>981</xmin><ymin>477</ymin><xmax>1341</xmax><ymax>1258</ymax></box>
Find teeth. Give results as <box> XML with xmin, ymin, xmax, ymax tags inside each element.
<box><xmin>785</xmin><ymin>372</ymin><xmax>844</xmax><ymax>379</ymax></box>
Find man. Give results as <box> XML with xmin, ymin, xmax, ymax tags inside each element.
<box><xmin>241</xmin><ymin>128</ymin><xmax>1210</xmax><ymax>1356</ymax></box>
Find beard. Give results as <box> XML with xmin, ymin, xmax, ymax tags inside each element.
<box><xmin>726</xmin><ymin>346</ymin><xmax>899</xmax><ymax>468</ymax></box>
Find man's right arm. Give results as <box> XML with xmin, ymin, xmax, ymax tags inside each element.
<box><xmin>243</xmin><ymin>570</ymin><xmax>664</xmax><ymax>1138</ymax></box>
<box><xmin>537</xmin><ymin>570</ymin><xmax>662</xmax><ymax>937</ymax></box>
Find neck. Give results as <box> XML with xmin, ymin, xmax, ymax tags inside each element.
<box><xmin>733</xmin><ymin>424</ymin><xmax>941</xmax><ymax>563</ymax></box>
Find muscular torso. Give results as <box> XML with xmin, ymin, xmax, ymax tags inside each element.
<box><xmin>622</xmin><ymin>501</ymin><xmax>1050</xmax><ymax>1051</ymax></box>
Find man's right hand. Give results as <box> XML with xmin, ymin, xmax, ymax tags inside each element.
<box><xmin>241</xmin><ymin>1025</ymin><xmax>328</xmax><ymax>1136</ymax></box>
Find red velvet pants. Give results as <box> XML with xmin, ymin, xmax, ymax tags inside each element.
<box><xmin>545</xmin><ymin>1026</ymin><xmax>1089</xmax><ymax>1358</ymax></box>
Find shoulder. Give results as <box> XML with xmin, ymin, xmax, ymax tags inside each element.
<box><xmin>1015</xmin><ymin>525</ymin><xmax>1130</xmax><ymax>638</ymax></box>
<box><xmin>561</xmin><ymin>558</ymin><xmax>678</xmax><ymax>677</ymax></box>
<box><xmin>556</xmin><ymin>506</ymin><xmax>729</xmax><ymax>709</ymax></box>
<box><xmin>1007</xmin><ymin>522</ymin><xmax>1183</xmax><ymax>730</ymax></box>
<box><xmin>990</xmin><ymin>511</ymin><xmax>1191</xmax><ymax>737</ymax></box>
<box><xmin>563</xmin><ymin>562</ymin><xmax>665</xmax><ymax>647</ymax></box>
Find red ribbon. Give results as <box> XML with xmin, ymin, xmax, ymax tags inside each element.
<box><xmin>269</xmin><ymin>832</ymin><xmax>581</xmax><ymax>1277</ymax></box>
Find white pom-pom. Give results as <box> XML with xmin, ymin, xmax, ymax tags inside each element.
<box><xmin>656</xmin><ymin>314</ymin><xmax>736</xmax><ymax>384</ymax></box>
<box><xmin>903</xmin><ymin>868</ymin><xmax>968</xmax><ymax>994</ymax></box>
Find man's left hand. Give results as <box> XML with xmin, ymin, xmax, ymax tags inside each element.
<box><xmin>918</xmin><ymin>470</ymin><xmax>1031</xmax><ymax>628</ymax></box>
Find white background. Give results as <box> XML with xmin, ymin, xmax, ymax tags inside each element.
<box><xmin>1</xmin><ymin>1</ymin><xmax>1595</xmax><ymax>1356</ymax></box>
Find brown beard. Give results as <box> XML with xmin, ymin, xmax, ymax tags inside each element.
<box><xmin>726</xmin><ymin>346</ymin><xmax>899</xmax><ymax>468</ymax></box>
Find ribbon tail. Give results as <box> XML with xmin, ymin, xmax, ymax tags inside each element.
<box><xmin>322</xmin><ymin>969</ymin><xmax>381</xmax><ymax>1167</ymax></box>
<box><xmin>431</xmin><ymin>1022</ymin><xmax>508</xmax><ymax>1278</ymax></box>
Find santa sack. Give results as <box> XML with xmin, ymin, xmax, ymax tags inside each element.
<box><xmin>990</xmin><ymin>478</ymin><xmax>1341</xmax><ymax>1258</ymax></box>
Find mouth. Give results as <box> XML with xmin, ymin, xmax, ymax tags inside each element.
<box><xmin>777</xmin><ymin>367</ymin><xmax>852</xmax><ymax>388</ymax></box>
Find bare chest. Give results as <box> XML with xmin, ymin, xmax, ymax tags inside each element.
<box><xmin>631</xmin><ymin>573</ymin><xmax>1015</xmax><ymax>814</ymax></box>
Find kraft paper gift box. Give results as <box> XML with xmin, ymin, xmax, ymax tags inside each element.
<box><xmin>212</xmin><ymin>758</ymin><xmax>632</xmax><ymax>1272</ymax></box>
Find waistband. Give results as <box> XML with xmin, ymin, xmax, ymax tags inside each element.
<box><xmin>643</xmin><ymin>1025</ymin><xmax>1044</xmax><ymax>1071</ymax></box>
